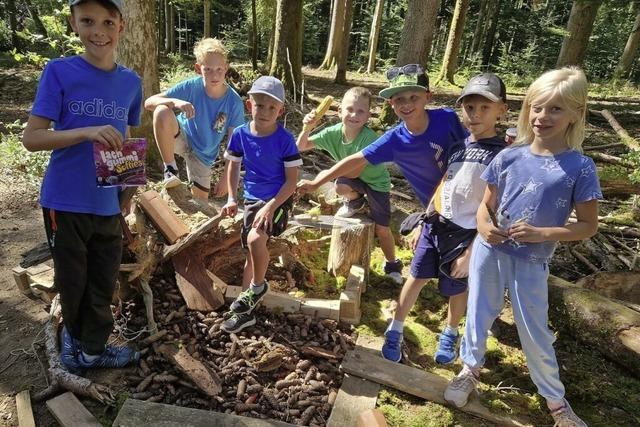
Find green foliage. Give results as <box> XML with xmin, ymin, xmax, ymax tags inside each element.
<box><xmin>0</xmin><ymin>121</ymin><xmax>49</xmax><ymax>182</ymax></box>
<box><xmin>623</xmin><ymin>151</ymin><xmax>640</xmax><ymax>184</ymax></box>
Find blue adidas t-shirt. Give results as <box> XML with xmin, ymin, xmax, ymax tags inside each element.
<box><xmin>166</xmin><ymin>77</ymin><xmax>245</xmax><ymax>166</ymax></box>
<box><xmin>362</xmin><ymin>108</ymin><xmax>467</xmax><ymax>206</ymax></box>
<box><xmin>31</xmin><ymin>56</ymin><xmax>142</xmax><ymax>216</ymax></box>
<box><xmin>224</xmin><ymin>123</ymin><xmax>302</xmax><ymax>201</ymax></box>
<box><xmin>481</xmin><ymin>145</ymin><xmax>603</xmax><ymax>263</ymax></box>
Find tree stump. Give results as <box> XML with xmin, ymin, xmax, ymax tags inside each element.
<box><xmin>327</xmin><ymin>215</ymin><xmax>374</xmax><ymax>279</ymax></box>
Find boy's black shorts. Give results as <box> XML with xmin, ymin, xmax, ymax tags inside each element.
<box><xmin>241</xmin><ymin>198</ymin><xmax>293</xmax><ymax>249</ymax></box>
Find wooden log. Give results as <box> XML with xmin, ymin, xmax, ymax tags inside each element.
<box><xmin>356</xmin><ymin>409</ymin><xmax>388</xmax><ymax>427</ymax></box>
<box><xmin>19</xmin><ymin>242</ymin><xmax>52</xmax><ymax>268</ymax></box>
<box><xmin>16</xmin><ymin>390</ymin><xmax>36</xmax><ymax>427</ymax></box>
<box><xmin>327</xmin><ymin>215</ymin><xmax>374</xmax><ymax>278</ymax></box>
<box><xmin>300</xmin><ymin>298</ymin><xmax>340</xmax><ymax>320</ymax></box>
<box><xmin>173</xmin><ymin>247</ymin><xmax>225</xmax><ymax>312</ymax></box>
<box><xmin>598</xmin><ymin>109</ymin><xmax>640</xmax><ymax>151</ymax></box>
<box><xmin>46</xmin><ymin>392</ymin><xmax>102</xmax><ymax>427</ymax></box>
<box><xmin>138</xmin><ymin>190</ymin><xmax>190</xmax><ymax>244</ymax></box>
<box><xmin>162</xmin><ymin>213</ymin><xmax>225</xmax><ymax>260</ymax></box>
<box><xmin>158</xmin><ymin>344</ymin><xmax>222</xmax><ymax>397</ymax></box>
<box><xmin>548</xmin><ymin>275</ymin><xmax>640</xmax><ymax>377</ymax></box>
<box><xmin>599</xmin><ymin>177</ymin><xmax>640</xmax><ymax>198</ymax></box>
<box><xmin>575</xmin><ymin>272</ymin><xmax>640</xmax><ymax>304</ymax></box>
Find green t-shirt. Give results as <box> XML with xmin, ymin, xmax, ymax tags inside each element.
<box><xmin>310</xmin><ymin>123</ymin><xmax>391</xmax><ymax>192</ymax></box>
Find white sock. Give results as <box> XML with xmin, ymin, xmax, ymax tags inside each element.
<box><xmin>250</xmin><ymin>281</ymin><xmax>265</xmax><ymax>294</ymax></box>
<box><xmin>81</xmin><ymin>351</ymin><xmax>100</xmax><ymax>362</ymax></box>
<box><xmin>444</xmin><ymin>325</ymin><xmax>458</xmax><ymax>336</ymax></box>
<box><xmin>387</xmin><ymin>319</ymin><xmax>404</xmax><ymax>333</ymax></box>
<box><xmin>461</xmin><ymin>364</ymin><xmax>480</xmax><ymax>378</ymax></box>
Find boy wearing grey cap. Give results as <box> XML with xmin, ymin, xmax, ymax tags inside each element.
<box><xmin>22</xmin><ymin>0</ymin><xmax>141</xmax><ymax>371</ymax></box>
<box><xmin>220</xmin><ymin>76</ymin><xmax>302</xmax><ymax>333</ymax></box>
<box><xmin>382</xmin><ymin>72</ymin><xmax>508</xmax><ymax>365</ymax></box>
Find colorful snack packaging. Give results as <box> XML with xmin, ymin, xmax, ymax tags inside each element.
<box><xmin>94</xmin><ymin>138</ymin><xmax>147</xmax><ymax>187</ymax></box>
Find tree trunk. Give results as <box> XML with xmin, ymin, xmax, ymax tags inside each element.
<box><xmin>396</xmin><ymin>0</ymin><xmax>441</xmax><ymax>67</ymax></box>
<box><xmin>614</xmin><ymin>1</ymin><xmax>640</xmax><ymax>80</ymax></box>
<box><xmin>556</xmin><ymin>0</ymin><xmax>604</xmax><ymax>68</ymax></box>
<box><xmin>366</xmin><ymin>0</ymin><xmax>384</xmax><ymax>73</ymax></box>
<box><xmin>334</xmin><ymin>0</ymin><xmax>354</xmax><ymax>84</ymax></box>
<box><xmin>7</xmin><ymin>0</ymin><xmax>20</xmax><ymax>51</ymax></box>
<box><xmin>436</xmin><ymin>0</ymin><xmax>470</xmax><ymax>84</ymax></box>
<box><xmin>24</xmin><ymin>0</ymin><xmax>48</xmax><ymax>38</ymax></box>
<box><xmin>204</xmin><ymin>0</ymin><xmax>211</xmax><ymax>38</ymax></box>
<box><xmin>481</xmin><ymin>0</ymin><xmax>500</xmax><ymax>66</ymax></box>
<box><xmin>266</xmin><ymin>16</ymin><xmax>276</xmax><ymax>70</ymax></box>
<box><xmin>250</xmin><ymin>0</ymin><xmax>258</xmax><ymax>70</ymax></box>
<box><xmin>327</xmin><ymin>216</ymin><xmax>374</xmax><ymax>279</ymax></box>
<box><xmin>116</xmin><ymin>0</ymin><xmax>162</xmax><ymax>170</ymax></box>
<box><xmin>169</xmin><ymin>3</ymin><xmax>176</xmax><ymax>53</ymax></box>
<box><xmin>319</xmin><ymin>0</ymin><xmax>346</xmax><ymax>70</ymax></box>
<box><xmin>270</xmin><ymin>0</ymin><xmax>303</xmax><ymax>95</ymax></box>
<box><xmin>469</xmin><ymin>0</ymin><xmax>488</xmax><ymax>57</ymax></box>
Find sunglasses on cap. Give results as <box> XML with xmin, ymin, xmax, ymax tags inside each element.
<box><xmin>386</xmin><ymin>64</ymin><xmax>425</xmax><ymax>81</ymax></box>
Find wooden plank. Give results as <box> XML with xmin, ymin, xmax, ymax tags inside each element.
<box><xmin>262</xmin><ymin>292</ymin><xmax>302</xmax><ymax>313</ymax></box>
<box><xmin>12</xmin><ymin>267</ymin><xmax>31</xmax><ymax>296</ymax></box>
<box><xmin>15</xmin><ymin>390</ymin><xmax>35</xmax><ymax>427</ymax></box>
<box><xmin>172</xmin><ymin>247</ymin><xmax>225</xmax><ymax>312</ymax></box>
<box><xmin>29</xmin><ymin>268</ymin><xmax>55</xmax><ymax>291</ymax></box>
<box><xmin>300</xmin><ymin>298</ymin><xmax>340</xmax><ymax>320</ymax></box>
<box><xmin>340</xmin><ymin>348</ymin><xmax>530</xmax><ymax>427</ymax></box>
<box><xmin>162</xmin><ymin>213</ymin><xmax>224</xmax><ymax>260</ymax></box>
<box><xmin>139</xmin><ymin>190</ymin><xmax>190</xmax><ymax>244</ymax></box>
<box><xmin>26</xmin><ymin>263</ymin><xmax>52</xmax><ymax>277</ymax></box>
<box><xmin>206</xmin><ymin>271</ymin><xmax>228</xmax><ymax>295</ymax></box>
<box><xmin>339</xmin><ymin>290</ymin><xmax>360</xmax><ymax>324</ymax></box>
<box><xmin>345</xmin><ymin>264</ymin><xmax>366</xmax><ymax>294</ymax></box>
<box><xmin>46</xmin><ymin>392</ymin><xmax>101</xmax><ymax>427</ymax></box>
<box><xmin>225</xmin><ymin>285</ymin><xmax>242</xmax><ymax>302</ymax></box>
<box><xmin>112</xmin><ymin>398</ymin><xmax>295</xmax><ymax>426</ymax></box>
<box><xmin>158</xmin><ymin>344</ymin><xmax>222</xmax><ymax>397</ymax></box>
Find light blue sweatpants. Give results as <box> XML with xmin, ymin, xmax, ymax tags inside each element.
<box><xmin>460</xmin><ymin>237</ymin><xmax>565</xmax><ymax>401</ymax></box>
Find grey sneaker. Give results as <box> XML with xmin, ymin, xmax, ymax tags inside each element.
<box><xmin>444</xmin><ymin>368</ymin><xmax>479</xmax><ymax>408</ymax></box>
<box><xmin>221</xmin><ymin>312</ymin><xmax>256</xmax><ymax>333</ymax></box>
<box><xmin>550</xmin><ymin>400</ymin><xmax>587</xmax><ymax>427</ymax></box>
<box><xmin>230</xmin><ymin>282</ymin><xmax>269</xmax><ymax>314</ymax></box>
<box><xmin>335</xmin><ymin>197</ymin><xmax>366</xmax><ymax>218</ymax></box>
<box><xmin>163</xmin><ymin>165</ymin><xmax>181</xmax><ymax>188</ymax></box>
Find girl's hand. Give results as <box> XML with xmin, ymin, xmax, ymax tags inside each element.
<box><xmin>221</xmin><ymin>200</ymin><xmax>237</xmax><ymax>217</ymax></box>
<box><xmin>302</xmin><ymin>111</ymin><xmax>318</xmax><ymax>131</ymax></box>
<box><xmin>297</xmin><ymin>179</ymin><xmax>318</xmax><ymax>195</ymax></box>
<box><xmin>508</xmin><ymin>222</ymin><xmax>547</xmax><ymax>243</ymax></box>
<box><xmin>410</xmin><ymin>224</ymin><xmax>423</xmax><ymax>250</ymax></box>
<box><xmin>478</xmin><ymin>219</ymin><xmax>508</xmax><ymax>245</ymax></box>
<box><xmin>253</xmin><ymin>203</ymin><xmax>275</xmax><ymax>232</ymax></box>
<box><xmin>450</xmin><ymin>247</ymin><xmax>471</xmax><ymax>278</ymax></box>
<box><xmin>87</xmin><ymin>125</ymin><xmax>123</xmax><ymax>151</ymax></box>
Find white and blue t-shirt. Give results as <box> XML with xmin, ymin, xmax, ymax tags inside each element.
<box><xmin>32</xmin><ymin>56</ymin><xmax>142</xmax><ymax>216</ymax></box>
<box><xmin>482</xmin><ymin>145</ymin><xmax>603</xmax><ymax>263</ymax></box>
<box><xmin>224</xmin><ymin>123</ymin><xmax>302</xmax><ymax>201</ymax></box>
<box><xmin>166</xmin><ymin>77</ymin><xmax>244</xmax><ymax>166</ymax></box>
<box><xmin>361</xmin><ymin>108</ymin><xmax>467</xmax><ymax>206</ymax></box>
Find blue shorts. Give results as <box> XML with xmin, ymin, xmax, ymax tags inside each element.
<box><xmin>409</xmin><ymin>217</ymin><xmax>476</xmax><ymax>296</ymax></box>
<box><xmin>335</xmin><ymin>177</ymin><xmax>391</xmax><ymax>227</ymax></box>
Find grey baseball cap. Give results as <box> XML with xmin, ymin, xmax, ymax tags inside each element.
<box><xmin>248</xmin><ymin>76</ymin><xmax>286</xmax><ymax>104</ymax></box>
<box><xmin>69</xmin><ymin>0</ymin><xmax>123</xmax><ymax>14</ymax></box>
<box><xmin>457</xmin><ymin>73</ymin><xmax>507</xmax><ymax>103</ymax></box>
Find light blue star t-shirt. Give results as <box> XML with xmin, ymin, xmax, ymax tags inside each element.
<box><xmin>481</xmin><ymin>145</ymin><xmax>602</xmax><ymax>263</ymax></box>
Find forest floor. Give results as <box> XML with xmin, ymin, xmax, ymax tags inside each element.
<box><xmin>1</xmin><ymin>60</ymin><xmax>640</xmax><ymax>426</ymax></box>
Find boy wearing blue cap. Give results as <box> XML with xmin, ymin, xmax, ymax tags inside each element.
<box><xmin>220</xmin><ymin>76</ymin><xmax>302</xmax><ymax>333</ymax></box>
<box><xmin>22</xmin><ymin>0</ymin><xmax>141</xmax><ymax>371</ymax></box>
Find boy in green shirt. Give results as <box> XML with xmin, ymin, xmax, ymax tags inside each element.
<box><xmin>297</xmin><ymin>87</ymin><xmax>402</xmax><ymax>283</ymax></box>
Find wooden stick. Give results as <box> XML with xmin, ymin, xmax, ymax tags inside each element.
<box><xmin>599</xmin><ymin>109</ymin><xmax>640</xmax><ymax>151</ymax></box>
<box><xmin>568</xmin><ymin>247</ymin><xmax>599</xmax><ymax>273</ymax></box>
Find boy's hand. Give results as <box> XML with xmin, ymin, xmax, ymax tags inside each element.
<box><xmin>296</xmin><ymin>179</ymin><xmax>318</xmax><ymax>195</ymax></box>
<box><xmin>221</xmin><ymin>200</ymin><xmax>237</xmax><ymax>217</ymax></box>
<box><xmin>174</xmin><ymin>100</ymin><xmax>195</xmax><ymax>119</ymax></box>
<box><xmin>410</xmin><ymin>224</ymin><xmax>423</xmax><ymax>250</ymax></box>
<box><xmin>508</xmin><ymin>222</ymin><xmax>547</xmax><ymax>243</ymax></box>
<box><xmin>87</xmin><ymin>125</ymin><xmax>124</xmax><ymax>151</ymax></box>
<box><xmin>302</xmin><ymin>111</ymin><xmax>319</xmax><ymax>132</ymax></box>
<box><xmin>253</xmin><ymin>203</ymin><xmax>275</xmax><ymax>233</ymax></box>
<box><xmin>450</xmin><ymin>247</ymin><xmax>471</xmax><ymax>279</ymax></box>
<box><xmin>478</xmin><ymin>219</ymin><xmax>508</xmax><ymax>245</ymax></box>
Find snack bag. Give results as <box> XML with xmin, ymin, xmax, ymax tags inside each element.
<box><xmin>94</xmin><ymin>138</ymin><xmax>147</xmax><ymax>187</ymax></box>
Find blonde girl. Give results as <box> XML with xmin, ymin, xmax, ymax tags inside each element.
<box><xmin>444</xmin><ymin>67</ymin><xmax>601</xmax><ymax>427</ymax></box>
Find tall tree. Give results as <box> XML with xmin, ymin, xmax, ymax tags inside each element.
<box><xmin>396</xmin><ymin>0</ymin><xmax>441</xmax><ymax>67</ymax></box>
<box><xmin>270</xmin><ymin>0</ymin><xmax>303</xmax><ymax>95</ymax></box>
<box><xmin>556</xmin><ymin>0</ymin><xmax>604</xmax><ymax>68</ymax></box>
<box><xmin>7</xmin><ymin>0</ymin><xmax>19</xmax><ymax>50</ymax></box>
<box><xmin>24</xmin><ymin>0</ymin><xmax>48</xmax><ymax>38</ymax></box>
<box><xmin>319</xmin><ymin>0</ymin><xmax>346</xmax><ymax>70</ymax></box>
<box><xmin>469</xmin><ymin>0</ymin><xmax>488</xmax><ymax>57</ymax></box>
<box><xmin>481</xmin><ymin>0</ymin><xmax>500</xmax><ymax>66</ymax></box>
<box><xmin>168</xmin><ymin>2</ymin><xmax>176</xmax><ymax>52</ymax></box>
<box><xmin>204</xmin><ymin>0</ymin><xmax>211</xmax><ymax>37</ymax></box>
<box><xmin>366</xmin><ymin>0</ymin><xmax>384</xmax><ymax>73</ymax></box>
<box><xmin>614</xmin><ymin>1</ymin><xmax>640</xmax><ymax>80</ymax></box>
<box><xmin>117</xmin><ymin>0</ymin><xmax>161</xmax><ymax>167</ymax></box>
<box><xmin>164</xmin><ymin>0</ymin><xmax>171</xmax><ymax>52</ymax></box>
<box><xmin>436</xmin><ymin>0</ymin><xmax>470</xmax><ymax>84</ymax></box>
<box><xmin>250</xmin><ymin>0</ymin><xmax>258</xmax><ymax>70</ymax></box>
<box><xmin>334</xmin><ymin>0</ymin><xmax>354</xmax><ymax>84</ymax></box>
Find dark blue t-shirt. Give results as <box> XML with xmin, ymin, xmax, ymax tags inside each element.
<box><xmin>362</xmin><ymin>108</ymin><xmax>467</xmax><ymax>206</ymax></box>
<box><xmin>31</xmin><ymin>56</ymin><xmax>142</xmax><ymax>215</ymax></box>
<box><xmin>224</xmin><ymin>123</ymin><xmax>302</xmax><ymax>201</ymax></box>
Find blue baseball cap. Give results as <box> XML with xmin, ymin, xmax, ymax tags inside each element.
<box><xmin>248</xmin><ymin>76</ymin><xmax>286</xmax><ymax>104</ymax></box>
<box><xmin>69</xmin><ymin>0</ymin><xmax>123</xmax><ymax>14</ymax></box>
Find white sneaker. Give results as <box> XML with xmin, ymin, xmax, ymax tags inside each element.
<box><xmin>335</xmin><ymin>197</ymin><xmax>366</xmax><ymax>218</ymax></box>
<box><xmin>163</xmin><ymin>165</ymin><xmax>181</xmax><ymax>188</ymax></box>
<box><xmin>550</xmin><ymin>400</ymin><xmax>587</xmax><ymax>427</ymax></box>
<box><xmin>444</xmin><ymin>368</ymin><xmax>479</xmax><ymax>408</ymax></box>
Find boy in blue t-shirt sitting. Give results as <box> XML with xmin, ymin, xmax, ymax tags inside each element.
<box><xmin>145</xmin><ymin>38</ymin><xmax>244</xmax><ymax>202</ymax></box>
<box><xmin>22</xmin><ymin>0</ymin><xmax>141</xmax><ymax>371</ymax></box>
<box><xmin>220</xmin><ymin>76</ymin><xmax>302</xmax><ymax>333</ymax></box>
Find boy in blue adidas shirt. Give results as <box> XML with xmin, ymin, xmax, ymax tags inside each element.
<box><xmin>145</xmin><ymin>38</ymin><xmax>244</xmax><ymax>202</ymax></box>
<box><xmin>22</xmin><ymin>0</ymin><xmax>141</xmax><ymax>372</ymax></box>
<box><xmin>220</xmin><ymin>76</ymin><xmax>302</xmax><ymax>333</ymax></box>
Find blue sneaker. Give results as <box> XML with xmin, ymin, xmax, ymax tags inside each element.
<box><xmin>434</xmin><ymin>329</ymin><xmax>459</xmax><ymax>365</ymax></box>
<box><xmin>77</xmin><ymin>345</ymin><xmax>140</xmax><ymax>369</ymax></box>
<box><xmin>381</xmin><ymin>329</ymin><xmax>403</xmax><ymax>362</ymax></box>
<box><xmin>60</xmin><ymin>326</ymin><xmax>85</xmax><ymax>374</ymax></box>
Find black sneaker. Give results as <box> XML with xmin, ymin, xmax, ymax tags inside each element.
<box><xmin>221</xmin><ymin>312</ymin><xmax>256</xmax><ymax>333</ymax></box>
<box><xmin>383</xmin><ymin>259</ymin><xmax>403</xmax><ymax>284</ymax></box>
<box><xmin>163</xmin><ymin>165</ymin><xmax>181</xmax><ymax>188</ymax></box>
<box><xmin>230</xmin><ymin>282</ymin><xmax>269</xmax><ymax>314</ymax></box>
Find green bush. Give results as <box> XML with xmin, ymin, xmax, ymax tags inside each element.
<box><xmin>0</xmin><ymin>122</ymin><xmax>49</xmax><ymax>181</ymax></box>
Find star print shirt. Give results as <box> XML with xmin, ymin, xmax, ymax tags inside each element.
<box><xmin>481</xmin><ymin>145</ymin><xmax>602</xmax><ymax>263</ymax></box>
